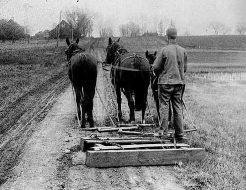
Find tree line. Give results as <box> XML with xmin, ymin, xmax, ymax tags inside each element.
<box><xmin>0</xmin><ymin>19</ymin><xmax>27</xmax><ymax>42</ymax></box>
<box><xmin>2</xmin><ymin>8</ymin><xmax>246</xmax><ymax>42</ymax></box>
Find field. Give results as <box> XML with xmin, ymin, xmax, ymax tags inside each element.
<box><xmin>0</xmin><ymin>36</ymin><xmax>246</xmax><ymax>189</ymax></box>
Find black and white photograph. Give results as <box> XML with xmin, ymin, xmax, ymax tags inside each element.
<box><xmin>0</xmin><ymin>0</ymin><xmax>245</xmax><ymax>189</ymax></box>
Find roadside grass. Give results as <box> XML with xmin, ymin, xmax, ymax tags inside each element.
<box><xmin>176</xmin><ymin>35</ymin><xmax>246</xmax><ymax>50</ymax></box>
<box><xmin>173</xmin><ymin>72</ymin><xmax>246</xmax><ymax>189</ymax></box>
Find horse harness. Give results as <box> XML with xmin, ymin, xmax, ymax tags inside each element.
<box><xmin>67</xmin><ymin>49</ymin><xmax>87</xmax><ymax>67</ymax></box>
<box><xmin>110</xmin><ymin>46</ymin><xmax>150</xmax><ymax>86</ymax></box>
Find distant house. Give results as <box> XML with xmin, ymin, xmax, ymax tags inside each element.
<box><xmin>34</xmin><ymin>30</ymin><xmax>50</xmax><ymax>39</ymax></box>
<box><xmin>142</xmin><ymin>32</ymin><xmax>159</xmax><ymax>37</ymax></box>
<box><xmin>49</xmin><ymin>20</ymin><xmax>71</xmax><ymax>39</ymax></box>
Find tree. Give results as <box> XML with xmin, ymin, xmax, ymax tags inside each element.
<box><xmin>119</xmin><ymin>22</ymin><xmax>140</xmax><ymax>37</ymax></box>
<box><xmin>65</xmin><ymin>8</ymin><xmax>93</xmax><ymax>38</ymax></box>
<box><xmin>128</xmin><ymin>22</ymin><xmax>140</xmax><ymax>37</ymax></box>
<box><xmin>0</xmin><ymin>19</ymin><xmax>7</xmax><ymax>42</ymax></box>
<box><xmin>158</xmin><ymin>20</ymin><xmax>164</xmax><ymax>36</ymax></box>
<box><xmin>209</xmin><ymin>22</ymin><xmax>230</xmax><ymax>35</ymax></box>
<box><xmin>119</xmin><ymin>24</ymin><xmax>129</xmax><ymax>37</ymax></box>
<box><xmin>184</xmin><ymin>30</ymin><xmax>191</xmax><ymax>36</ymax></box>
<box><xmin>0</xmin><ymin>19</ymin><xmax>25</xmax><ymax>42</ymax></box>
<box><xmin>236</xmin><ymin>23</ymin><xmax>246</xmax><ymax>35</ymax></box>
<box><xmin>99</xmin><ymin>26</ymin><xmax>113</xmax><ymax>38</ymax></box>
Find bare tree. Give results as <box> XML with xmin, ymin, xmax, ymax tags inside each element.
<box><xmin>184</xmin><ymin>29</ymin><xmax>191</xmax><ymax>36</ymax></box>
<box><xmin>236</xmin><ymin>23</ymin><xmax>246</xmax><ymax>35</ymax></box>
<box><xmin>119</xmin><ymin>22</ymin><xmax>140</xmax><ymax>37</ymax></box>
<box><xmin>128</xmin><ymin>22</ymin><xmax>140</xmax><ymax>37</ymax></box>
<box><xmin>119</xmin><ymin>24</ymin><xmax>129</xmax><ymax>37</ymax></box>
<box><xmin>209</xmin><ymin>22</ymin><xmax>230</xmax><ymax>35</ymax></box>
<box><xmin>99</xmin><ymin>26</ymin><xmax>113</xmax><ymax>38</ymax></box>
<box><xmin>170</xmin><ymin>20</ymin><xmax>176</xmax><ymax>28</ymax></box>
<box><xmin>158</xmin><ymin>20</ymin><xmax>164</xmax><ymax>36</ymax></box>
<box><xmin>65</xmin><ymin>8</ymin><xmax>93</xmax><ymax>38</ymax></box>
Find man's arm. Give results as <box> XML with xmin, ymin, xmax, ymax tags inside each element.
<box><xmin>152</xmin><ymin>49</ymin><xmax>165</xmax><ymax>72</ymax></box>
<box><xmin>184</xmin><ymin>51</ymin><xmax>187</xmax><ymax>73</ymax></box>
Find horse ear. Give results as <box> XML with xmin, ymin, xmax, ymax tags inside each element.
<box><xmin>154</xmin><ymin>51</ymin><xmax>157</xmax><ymax>56</ymax></box>
<box><xmin>145</xmin><ymin>50</ymin><xmax>149</xmax><ymax>58</ymax></box>
<box><xmin>66</xmin><ymin>38</ymin><xmax>70</xmax><ymax>46</ymax></box>
<box><xmin>75</xmin><ymin>38</ymin><xmax>79</xmax><ymax>44</ymax></box>
<box><xmin>108</xmin><ymin>37</ymin><xmax>112</xmax><ymax>45</ymax></box>
<box><xmin>117</xmin><ymin>38</ymin><xmax>120</xmax><ymax>42</ymax></box>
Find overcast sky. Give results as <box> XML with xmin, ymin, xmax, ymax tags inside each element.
<box><xmin>0</xmin><ymin>0</ymin><xmax>246</xmax><ymax>36</ymax></box>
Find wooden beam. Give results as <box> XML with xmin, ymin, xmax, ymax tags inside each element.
<box><xmin>117</xmin><ymin>123</ymin><xmax>156</xmax><ymax>128</ymax></box>
<box><xmin>85</xmin><ymin>148</ymin><xmax>205</xmax><ymax>167</ymax></box>
<box><xmin>91</xmin><ymin>143</ymin><xmax>190</xmax><ymax>150</ymax></box>
<box><xmin>98</xmin><ymin>126</ymin><xmax>139</xmax><ymax>132</ymax></box>
<box><xmin>118</xmin><ymin>131</ymin><xmax>157</xmax><ymax>137</ymax></box>
<box><xmin>80</xmin><ymin>138</ymin><xmax>170</xmax><ymax>151</ymax></box>
<box><xmin>81</xmin><ymin>126</ymin><xmax>139</xmax><ymax>132</ymax></box>
<box><xmin>118</xmin><ymin>129</ymin><xmax>196</xmax><ymax>137</ymax></box>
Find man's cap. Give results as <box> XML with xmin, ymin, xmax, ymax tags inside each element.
<box><xmin>166</xmin><ymin>28</ymin><xmax>177</xmax><ymax>38</ymax></box>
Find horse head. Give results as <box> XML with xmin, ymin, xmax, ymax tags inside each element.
<box><xmin>145</xmin><ymin>50</ymin><xmax>157</xmax><ymax>65</ymax></box>
<box><xmin>105</xmin><ymin>37</ymin><xmax>121</xmax><ymax>64</ymax></box>
<box><xmin>65</xmin><ymin>38</ymin><xmax>85</xmax><ymax>61</ymax></box>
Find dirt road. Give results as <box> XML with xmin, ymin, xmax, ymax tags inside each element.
<box><xmin>1</xmin><ymin>49</ymin><xmax>184</xmax><ymax>190</ymax></box>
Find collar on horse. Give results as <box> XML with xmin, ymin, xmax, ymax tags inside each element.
<box><xmin>113</xmin><ymin>46</ymin><xmax>128</xmax><ymax>64</ymax></box>
<box><xmin>67</xmin><ymin>48</ymin><xmax>85</xmax><ymax>66</ymax></box>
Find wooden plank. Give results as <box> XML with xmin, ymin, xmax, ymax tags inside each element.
<box><xmin>91</xmin><ymin>143</ymin><xmax>190</xmax><ymax>150</ymax></box>
<box><xmin>85</xmin><ymin>148</ymin><xmax>206</xmax><ymax>167</ymax></box>
<box><xmin>81</xmin><ymin>126</ymin><xmax>140</xmax><ymax>132</ymax></box>
<box><xmin>80</xmin><ymin>138</ymin><xmax>169</xmax><ymax>151</ymax></box>
<box><xmin>118</xmin><ymin>131</ymin><xmax>157</xmax><ymax>137</ymax></box>
<box><xmin>118</xmin><ymin>129</ymin><xmax>197</xmax><ymax>137</ymax></box>
<box><xmin>117</xmin><ymin>123</ymin><xmax>156</xmax><ymax>128</ymax></box>
<box><xmin>98</xmin><ymin>126</ymin><xmax>139</xmax><ymax>132</ymax></box>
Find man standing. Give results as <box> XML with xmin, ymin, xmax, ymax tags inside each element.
<box><xmin>152</xmin><ymin>27</ymin><xmax>187</xmax><ymax>143</ymax></box>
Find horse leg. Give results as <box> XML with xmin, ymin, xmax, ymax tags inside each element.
<box><xmin>79</xmin><ymin>87</ymin><xmax>86</xmax><ymax>128</ymax></box>
<box><xmin>153</xmin><ymin>89</ymin><xmax>160</xmax><ymax>119</ymax></box>
<box><xmin>74</xmin><ymin>86</ymin><xmax>82</xmax><ymax>126</ymax></box>
<box><xmin>124</xmin><ymin>90</ymin><xmax>135</xmax><ymax>123</ymax></box>
<box><xmin>141</xmin><ymin>103</ymin><xmax>146</xmax><ymax>124</ymax></box>
<box><xmin>86</xmin><ymin>91</ymin><xmax>95</xmax><ymax>128</ymax></box>
<box><xmin>116</xmin><ymin>86</ymin><xmax>123</xmax><ymax>122</ymax></box>
<box><xmin>86</xmin><ymin>99</ymin><xmax>94</xmax><ymax>128</ymax></box>
<box><xmin>141</xmin><ymin>93</ymin><xmax>148</xmax><ymax>124</ymax></box>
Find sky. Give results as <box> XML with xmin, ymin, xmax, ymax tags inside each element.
<box><xmin>0</xmin><ymin>0</ymin><xmax>246</xmax><ymax>36</ymax></box>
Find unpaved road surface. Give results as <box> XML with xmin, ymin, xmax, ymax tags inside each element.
<box><xmin>1</xmin><ymin>49</ymin><xmax>184</xmax><ymax>190</ymax></box>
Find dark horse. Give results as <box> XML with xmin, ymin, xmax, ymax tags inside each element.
<box><xmin>145</xmin><ymin>50</ymin><xmax>175</xmax><ymax>126</ymax></box>
<box><xmin>145</xmin><ymin>50</ymin><xmax>160</xmax><ymax>118</ymax></box>
<box><xmin>106</xmin><ymin>37</ymin><xmax>150</xmax><ymax>123</ymax></box>
<box><xmin>65</xmin><ymin>38</ymin><xmax>98</xmax><ymax>128</ymax></box>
